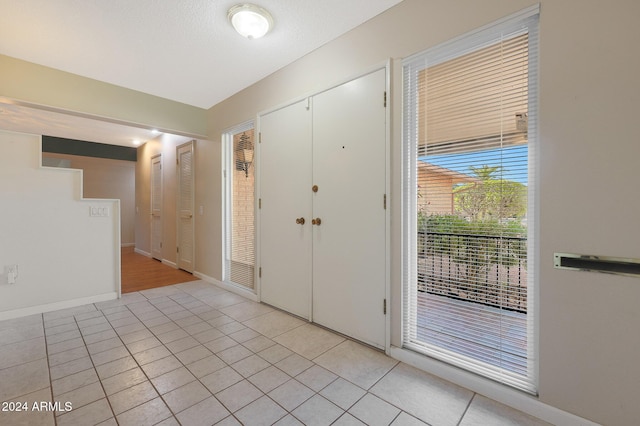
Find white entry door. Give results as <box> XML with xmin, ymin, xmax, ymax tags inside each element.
<box><xmin>150</xmin><ymin>154</ymin><xmax>162</xmax><ymax>260</ymax></box>
<box><xmin>259</xmin><ymin>100</ymin><xmax>313</xmax><ymax>319</ymax></box>
<box><xmin>177</xmin><ymin>141</ymin><xmax>194</xmax><ymax>272</ymax></box>
<box><xmin>312</xmin><ymin>69</ymin><xmax>387</xmax><ymax>348</ymax></box>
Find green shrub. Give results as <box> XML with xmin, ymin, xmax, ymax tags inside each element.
<box><xmin>417</xmin><ymin>214</ymin><xmax>527</xmax><ymax>267</ymax></box>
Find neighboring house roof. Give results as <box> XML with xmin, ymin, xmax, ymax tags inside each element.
<box><xmin>417</xmin><ymin>161</ymin><xmax>477</xmax><ymax>184</ymax></box>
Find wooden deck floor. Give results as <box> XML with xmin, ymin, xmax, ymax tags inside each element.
<box><xmin>121</xmin><ymin>247</ymin><xmax>198</xmax><ymax>293</ymax></box>
<box><xmin>415</xmin><ymin>292</ymin><xmax>528</xmax><ymax>376</ymax></box>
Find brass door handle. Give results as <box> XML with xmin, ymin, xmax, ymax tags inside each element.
<box><xmin>296</xmin><ymin>217</ymin><xmax>305</xmax><ymax>225</ymax></box>
<box><xmin>312</xmin><ymin>218</ymin><xmax>321</xmax><ymax>226</ymax></box>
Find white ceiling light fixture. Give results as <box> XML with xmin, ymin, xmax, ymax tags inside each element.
<box><xmin>228</xmin><ymin>4</ymin><xmax>274</xmax><ymax>39</ymax></box>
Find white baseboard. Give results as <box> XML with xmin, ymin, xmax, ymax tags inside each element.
<box><xmin>0</xmin><ymin>292</ymin><xmax>119</xmax><ymax>322</ymax></box>
<box><xmin>134</xmin><ymin>248</ymin><xmax>151</xmax><ymax>257</ymax></box>
<box><xmin>390</xmin><ymin>347</ymin><xmax>599</xmax><ymax>426</ymax></box>
<box><xmin>121</xmin><ymin>242</ymin><xmax>135</xmax><ymax>248</ymax></box>
<box><xmin>162</xmin><ymin>259</ymin><xmax>177</xmax><ymax>269</ymax></box>
<box><xmin>193</xmin><ymin>271</ymin><xmax>259</xmax><ymax>302</ymax></box>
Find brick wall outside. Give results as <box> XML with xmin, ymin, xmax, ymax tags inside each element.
<box><xmin>230</xmin><ymin>130</ymin><xmax>255</xmax><ymax>288</ymax></box>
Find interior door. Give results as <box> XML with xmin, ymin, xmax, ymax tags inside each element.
<box><xmin>177</xmin><ymin>141</ymin><xmax>194</xmax><ymax>272</ymax></box>
<box><xmin>259</xmin><ymin>100</ymin><xmax>312</xmax><ymax>319</ymax></box>
<box><xmin>312</xmin><ymin>69</ymin><xmax>387</xmax><ymax>348</ymax></box>
<box><xmin>150</xmin><ymin>154</ymin><xmax>162</xmax><ymax>260</ymax></box>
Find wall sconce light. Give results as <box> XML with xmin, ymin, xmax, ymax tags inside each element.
<box><xmin>236</xmin><ymin>132</ymin><xmax>254</xmax><ymax>177</ymax></box>
<box><xmin>228</xmin><ymin>4</ymin><xmax>273</xmax><ymax>39</ymax></box>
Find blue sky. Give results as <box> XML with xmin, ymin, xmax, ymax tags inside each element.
<box><xmin>419</xmin><ymin>145</ymin><xmax>528</xmax><ymax>185</ymax></box>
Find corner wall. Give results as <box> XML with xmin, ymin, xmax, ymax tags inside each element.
<box><xmin>0</xmin><ymin>130</ymin><xmax>119</xmax><ymax>319</ymax></box>
<box><xmin>42</xmin><ymin>153</ymin><xmax>136</xmax><ymax>246</ymax></box>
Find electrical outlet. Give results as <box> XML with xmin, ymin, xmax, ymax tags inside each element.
<box><xmin>5</xmin><ymin>264</ymin><xmax>18</xmax><ymax>284</ymax></box>
<box><xmin>89</xmin><ymin>206</ymin><xmax>110</xmax><ymax>217</ymax></box>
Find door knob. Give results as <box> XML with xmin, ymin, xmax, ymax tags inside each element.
<box><xmin>296</xmin><ymin>217</ymin><xmax>305</xmax><ymax>225</ymax></box>
<box><xmin>312</xmin><ymin>218</ymin><xmax>322</xmax><ymax>226</ymax></box>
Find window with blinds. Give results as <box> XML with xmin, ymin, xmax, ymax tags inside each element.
<box><xmin>402</xmin><ymin>7</ymin><xmax>538</xmax><ymax>393</ymax></box>
<box><xmin>224</xmin><ymin>125</ymin><xmax>256</xmax><ymax>290</ymax></box>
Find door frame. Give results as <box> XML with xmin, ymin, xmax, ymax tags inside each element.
<box><xmin>176</xmin><ymin>140</ymin><xmax>195</xmax><ymax>272</ymax></box>
<box><xmin>150</xmin><ymin>153</ymin><xmax>163</xmax><ymax>261</ymax></box>
<box><xmin>221</xmin><ymin>120</ymin><xmax>259</xmax><ymax>301</ymax></box>
<box><xmin>256</xmin><ymin>60</ymin><xmax>392</xmax><ymax>352</ymax></box>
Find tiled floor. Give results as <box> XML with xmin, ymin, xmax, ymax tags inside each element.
<box><xmin>0</xmin><ymin>280</ymin><xmax>550</xmax><ymax>426</ymax></box>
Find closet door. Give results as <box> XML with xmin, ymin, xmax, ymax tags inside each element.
<box><xmin>259</xmin><ymin>100</ymin><xmax>313</xmax><ymax>319</ymax></box>
<box><xmin>312</xmin><ymin>69</ymin><xmax>387</xmax><ymax>348</ymax></box>
<box><xmin>177</xmin><ymin>141</ymin><xmax>194</xmax><ymax>272</ymax></box>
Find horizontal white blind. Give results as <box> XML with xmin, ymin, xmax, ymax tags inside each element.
<box><xmin>403</xmin><ymin>8</ymin><xmax>538</xmax><ymax>393</ymax></box>
<box><xmin>225</xmin><ymin>127</ymin><xmax>256</xmax><ymax>290</ymax></box>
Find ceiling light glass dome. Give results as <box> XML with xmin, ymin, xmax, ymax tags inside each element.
<box><xmin>228</xmin><ymin>4</ymin><xmax>273</xmax><ymax>39</ymax></box>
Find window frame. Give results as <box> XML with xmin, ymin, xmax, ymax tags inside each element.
<box><xmin>222</xmin><ymin>120</ymin><xmax>257</xmax><ymax>292</ymax></box>
<box><xmin>401</xmin><ymin>6</ymin><xmax>540</xmax><ymax>394</ymax></box>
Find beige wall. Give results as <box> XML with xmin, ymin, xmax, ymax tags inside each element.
<box><xmin>42</xmin><ymin>153</ymin><xmax>135</xmax><ymax>245</ymax></box>
<box><xmin>418</xmin><ymin>164</ymin><xmax>475</xmax><ymax>215</ymax></box>
<box><xmin>0</xmin><ymin>54</ymin><xmax>207</xmax><ymax>137</ymax></box>
<box><xmin>0</xmin><ymin>130</ymin><xmax>119</xmax><ymax>317</ymax></box>
<box><xmin>537</xmin><ymin>2</ymin><xmax>640</xmax><ymax>423</ymax></box>
<box><xmin>201</xmin><ymin>1</ymin><xmax>640</xmax><ymax>424</ymax></box>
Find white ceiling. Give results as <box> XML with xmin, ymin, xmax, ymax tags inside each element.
<box><xmin>0</xmin><ymin>0</ymin><xmax>402</xmax><ymax>109</ymax></box>
<box><xmin>0</xmin><ymin>0</ymin><xmax>402</xmax><ymax>147</ymax></box>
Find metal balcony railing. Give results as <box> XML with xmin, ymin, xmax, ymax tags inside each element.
<box><xmin>417</xmin><ymin>231</ymin><xmax>528</xmax><ymax>313</ymax></box>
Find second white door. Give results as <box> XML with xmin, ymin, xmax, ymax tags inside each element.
<box><xmin>312</xmin><ymin>69</ymin><xmax>387</xmax><ymax>348</ymax></box>
<box><xmin>259</xmin><ymin>100</ymin><xmax>313</xmax><ymax>319</ymax></box>
<box><xmin>177</xmin><ymin>141</ymin><xmax>194</xmax><ymax>272</ymax></box>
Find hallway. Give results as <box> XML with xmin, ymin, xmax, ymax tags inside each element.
<box><xmin>121</xmin><ymin>247</ymin><xmax>197</xmax><ymax>293</ymax></box>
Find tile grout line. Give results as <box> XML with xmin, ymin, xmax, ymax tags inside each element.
<box><xmin>41</xmin><ymin>312</ymin><xmax>59</xmax><ymax>426</ymax></box>
<box><xmin>171</xmin><ymin>289</ymin><xmax>297</xmax><ymax>424</ymax></box>
<box><xmin>63</xmin><ymin>306</ymin><xmax>119</xmax><ymax>425</ymax></box>
<box><xmin>67</xmin><ymin>289</ymin><xmax>303</xmax><ymax>423</ymax></box>
<box><xmin>103</xmin><ymin>291</ymin><xmax>184</xmax><ymax>425</ymax></box>
<box><xmin>158</xmin><ymin>287</ymin><xmax>296</xmax><ymax>425</ymax></box>
<box><xmin>170</xmin><ymin>297</ymin><xmax>251</xmax><ymax>426</ymax></box>
<box><xmin>457</xmin><ymin>392</ymin><xmax>477</xmax><ymax>426</ymax></box>
<box><xmin>137</xmin><ymin>287</ymin><xmax>337</xmax><ymax>424</ymax></box>
<box><xmin>335</xmin><ymin>357</ymin><xmax>423</xmax><ymax>425</ymax></box>
<box><xmin>0</xmin><ymin>334</ymin><xmax>48</xmax><ymax>373</ymax></box>
<box><xmin>231</xmin><ymin>304</ymin><xmax>412</xmax><ymax>424</ymax></box>
<box><xmin>113</xmin><ymin>287</ymin><xmax>273</xmax><ymax>424</ymax></box>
